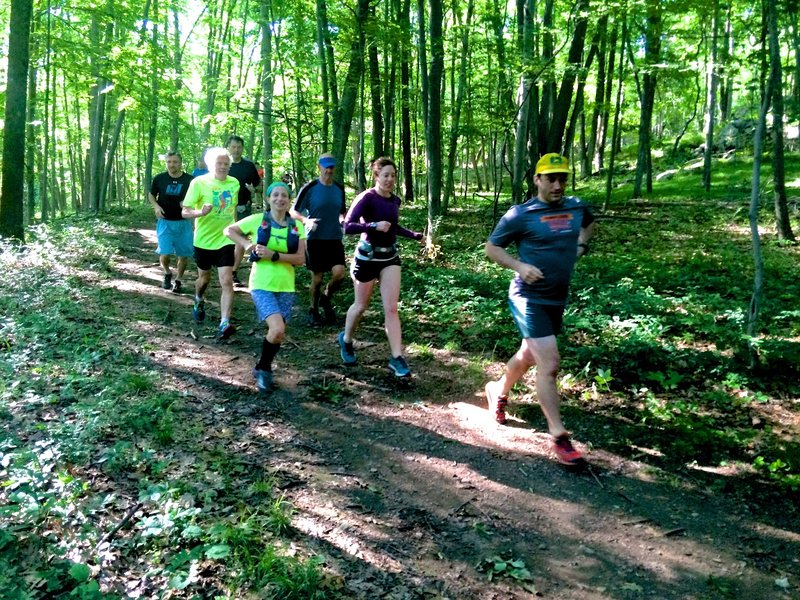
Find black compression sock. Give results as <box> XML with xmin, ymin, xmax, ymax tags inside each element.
<box><xmin>257</xmin><ymin>339</ymin><xmax>281</xmax><ymax>371</ymax></box>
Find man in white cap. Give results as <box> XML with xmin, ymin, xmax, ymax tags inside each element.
<box><xmin>290</xmin><ymin>153</ymin><xmax>348</xmax><ymax>326</ymax></box>
<box><xmin>483</xmin><ymin>153</ymin><xmax>595</xmax><ymax>466</ymax></box>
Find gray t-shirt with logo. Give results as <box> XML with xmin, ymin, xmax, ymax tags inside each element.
<box><xmin>489</xmin><ymin>196</ymin><xmax>594</xmax><ymax>305</ymax></box>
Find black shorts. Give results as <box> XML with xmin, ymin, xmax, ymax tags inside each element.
<box><xmin>306</xmin><ymin>239</ymin><xmax>346</xmax><ymax>273</ymax></box>
<box><xmin>350</xmin><ymin>254</ymin><xmax>401</xmax><ymax>283</ymax></box>
<box><xmin>194</xmin><ymin>244</ymin><xmax>236</xmax><ymax>271</ymax></box>
<box><xmin>508</xmin><ymin>297</ymin><xmax>565</xmax><ymax>339</ymax></box>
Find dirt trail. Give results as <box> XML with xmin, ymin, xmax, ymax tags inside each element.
<box><xmin>107</xmin><ymin>228</ymin><xmax>799</xmax><ymax>599</ymax></box>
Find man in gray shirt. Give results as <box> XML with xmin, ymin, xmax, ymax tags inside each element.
<box><xmin>484</xmin><ymin>153</ymin><xmax>595</xmax><ymax>466</ymax></box>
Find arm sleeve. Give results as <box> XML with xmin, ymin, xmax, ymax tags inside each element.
<box><xmin>293</xmin><ymin>182</ymin><xmax>312</xmax><ymax>214</ymax></box>
<box><xmin>488</xmin><ymin>208</ymin><xmax>522</xmax><ymax>249</ymax></box>
<box><xmin>395</xmin><ymin>225</ymin><xmax>422</xmax><ymax>240</ymax></box>
<box><xmin>343</xmin><ymin>192</ymin><xmax>369</xmax><ymax>235</ymax></box>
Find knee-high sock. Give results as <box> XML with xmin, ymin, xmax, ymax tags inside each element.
<box><xmin>257</xmin><ymin>339</ymin><xmax>281</xmax><ymax>371</ymax></box>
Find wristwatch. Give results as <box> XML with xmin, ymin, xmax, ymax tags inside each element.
<box><xmin>271</xmin><ymin>251</ymin><xmax>280</xmax><ymax>262</ymax></box>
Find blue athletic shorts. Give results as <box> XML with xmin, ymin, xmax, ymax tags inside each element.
<box><xmin>156</xmin><ymin>219</ymin><xmax>194</xmax><ymax>257</ymax></box>
<box><xmin>251</xmin><ymin>290</ymin><xmax>295</xmax><ymax>323</ymax></box>
<box><xmin>508</xmin><ymin>296</ymin><xmax>565</xmax><ymax>339</ymax></box>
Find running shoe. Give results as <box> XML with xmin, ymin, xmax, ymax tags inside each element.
<box><xmin>552</xmin><ymin>434</ymin><xmax>587</xmax><ymax>466</ymax></box>
<box><xmin>232</xmin><ymin>271</ymin><xmax>245</xmax><ymax>288</ymax></box>
<box><xmin>192</xmin><ymin>297</ymin><xmax>206</xmax><ymax>323</ymax></box>
<box><xmin>217</xmin><ymin>321</ymin><xmax>236</xmax><ymax>341</ymax></box>
<box><xmin>308</xmin><ymin>308</ymin><xmax>324</xmax><ymax>327</ymax></box>
<box><xmin>337</xmin><ymin>331</ymin><xmax>356</xmax><ymax>365</ymax></box>
<box><xmin>252</xmin><ymin>368</ymin><xmax>273</xmax><ymax>392</ymax></box>
<box><xmin>162</xmin><ymin>272</ymin><xmax>173</xmax><ymax>289</ymax></box>
<box><xmin>388</xmin><ymin>355</ymin><xmax>411</xmax><ymax>377</ymax></box>
<box><xmin>320</xmin><ymin>294</ymin><xmax>336</xmax><ymax>324</ymax></box>
<box><xmin>484</xmin><ymin>381</ymin><xmax>508</xmax><ymax>425</ymax></box>
<box><xmin>172</xmin><ymin>280</ymin><xmax>182</xmax><ymax>294</ymax></box>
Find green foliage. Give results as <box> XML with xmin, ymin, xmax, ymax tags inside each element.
<box><xmin>0</xmin><ymin>220</ymin><xmax>334</xmax><ymax>599</ymax></box>
<box><xmin>476</xmin><ymin>552</ymin><xmax>537</xmax><ymax>594</ymax></box>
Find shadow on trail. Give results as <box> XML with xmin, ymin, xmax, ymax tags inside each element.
<box><xmin>87</xmin><ymin>215</ymin><xmax>799</xmax><ymax>599</ymax></box>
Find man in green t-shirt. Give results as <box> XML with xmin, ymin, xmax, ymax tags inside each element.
<box><xmin>181</xmin><ymin>147</ymin><xmax>241</xmax><ymax>340</ymax></box>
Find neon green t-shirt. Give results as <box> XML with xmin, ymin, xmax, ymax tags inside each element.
<box><xmin>237</xmin><ymin>212</ymin><xmax>307</xmax><ymax>292</ymax></box>
<box><xmin>182</xmin><ymin>174</ymin><xmax>240</xmax><ymax>249</ymax></box>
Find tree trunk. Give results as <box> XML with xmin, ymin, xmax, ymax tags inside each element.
<box><xmin>443</xmin><ymin>0</ymin><xmax>474</xmax><ymax>212</ymax></box>
<box><xmin>791</xmin><ymin>9</ymin><xmax>800</xmax><ymax>124</ymax></box>
<box><xmin>316</xmin><ymin>0</ymin><xmax>331</xmax><ymax>149</ymax></box>
<box><xmin>25</xmin><ymin>13</ymin><xmax>39</xmax><ymax>226</ymax></box>
<box><xmin>563</xmin><ymin>28</ymin><xmax>601</xmax><ymax>160</ymax></box>
<box><xmin>512</xmin><ymin>0</ymin><xmax>534</xmax><ymax>204</ymax></box>
<box><xmin>417</xmin><ymin>0</ymin><xmax>429</xmax><ymax>129</ymax></box>
<box><xmin>331</xmin><ymin>0</ymin><xmax>371</xmax><ymax>184</ymax></box>
<box><xmin>368</xmin><ymin>28</ymin><xmax>385</xmax><ymax>157</ymax></box>
<box><xmin>425</xmin><ymin>0</ymin><xmax>444</xmax><ymax>225</ymax></box>
<box><xmin>537</xmin><ymin>0</ymin><xmax>555</xmax><ymax>154</ymax></box>
<box><xmin>767</xmin><ymin>0</ymin><xmax>795</xmax><ymax>241</ymax></box>
<box><xmin>633</xmin><ymin>2</ymin><xmax>662</xmax><ymax>198</ymax></box>
<box><xmin>0</xmin><ymin>0</ymin><xmax>33</xmax><ymax>240</ymax></box>
<box><xmin>144</xmin><ymin>14</ymin><xmax>160</xmax><ymax>209</ymax></box>
<box><xmin>399</xmin><ymin>0</ymin><xmax>414</xmax><ymax>202</ymax></box>
<box><xmin>597</xmin><ymin>18</ymin><xmax>618</xmax><ymax>171</ymax></box>
<box><xmin>100</xmin><ymin>110</ymin><xmax>126</xmax><ymax>210</ymax></box>
<box><xmin>747</xmin><ymin>42</ymin><xmax>773</xmax><ymax>369</ymax></box>
<box><xmin>604</xmin><ymin>15</ymin><xmax>627</xmax><ymax>210</ymax></box>
<box><xmin>702</xmin><ymin>0</ymin><xmax>720</xmax><ymax>191</ymax></box>
<box><xmin>261</xmin><ymin>0</ymin><xmax>274</xmax><ymax>184</ymax></box>
<box><xmin>719</xmin><ymin>2</ymin><xmax>734</xmax><ymax>121</ymax></box>
<box><xmin>546</xmin><ymin>0</ymin><xmax>590</xmax><ymax>152</ymax></box>
<box><xmin>587</xmin><ymin>15</ymin><xmax>609</xmax><ymax>175</ymax></box>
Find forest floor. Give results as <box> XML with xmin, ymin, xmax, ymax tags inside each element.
<box><xmin>94</xmin><ymin>216</ymin><xmax>800</xmax><ymax>600</ymax></box>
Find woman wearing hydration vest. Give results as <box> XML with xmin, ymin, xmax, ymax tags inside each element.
<box><xmin>225</xmin><ymin>182</ymin><xmax>307</xmax><ymax>392</ymax></box>
<box><xmin>337</xmin><ymin>156</ymin><xmax>424</xmax><ymax>378</ymax></box>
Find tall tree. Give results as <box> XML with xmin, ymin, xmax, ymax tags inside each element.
<box><xmin>702</xmin><ymin>0</ymin><xmax>720</xmax><ymax>191</ymax></box>
<box><xmin>632</xmin><ymin>1</ymin><xmax>663</xmax><ymax>198</ymax></box>
<box><xmin>512</xmin><ymin>0</ymin><xmax>534</xmax><ymax>204</ymax></box>
<box><xmin>398</xmin><ymin>0</ymin><xmax>414</xmax><ymax>202</ymax></box>
<box><xmin>443</xmin><ymin>0</ymin><xmax>475</xmax><ymax>211</ymax></box>
<box><xmin>767</xmin><ymin>0</ymin><xmax>794</xmax><ymax>241</ymax></box>
<box><xmin>424</xmin><ymin>0</ymin><xmax>444</xmax><ymax>225</ymax></box>
<box><xmin>331</xmin><ymin>0</ymin><xmax>371</xmax><ymax>181</ymax></box>
<box><xmin>261</xmin><ymin>0</ymin><xmax>275</xmax><ymax>184</ymax></box>
<box><xmin>547</xmin><ymin>0</ymin><xmax>590</xmax><ymax>152</ymax></box>
<box><xmin>0</xmin><ymin>0</ymin><xmax>34</xmax><ymax>241</ymax></box>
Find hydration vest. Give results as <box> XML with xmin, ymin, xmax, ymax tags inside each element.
<box><xmin>249</xmin><ymin>212</ymin><xmax>300</xmax><ymax>262</ymax></box>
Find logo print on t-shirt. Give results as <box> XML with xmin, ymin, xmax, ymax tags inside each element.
<box><xmin>214</xmin><ymin>189</ymin><xmax>234</xmax><ymax>214</ymax></box>
<box><xmin>541</xmin><ymin>213</ymin><xmax>574</xmax><ymax>232</ymax></box>
<box><xmin>166</xmin><ymin>183</ymin><xmax>184</xmax><ymax>196</ymax></box>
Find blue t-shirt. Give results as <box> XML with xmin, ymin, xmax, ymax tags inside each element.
<box><xmin>292</xmin><ymin>179</ymin><xmax>347</xmax><ymax>240</ymax></box>
<box><xmin>489</xmin><ymin>196</ymin><xmax>594</xmax><ymax>304</ymax></box>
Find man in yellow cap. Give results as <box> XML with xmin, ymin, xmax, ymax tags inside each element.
<box><xmin>484</xmin><ymin>153</ymin><xmax>595</xmax><ymax>466</ymax></box>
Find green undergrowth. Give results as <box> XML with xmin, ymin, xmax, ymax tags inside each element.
<box><xmin>1</xmin><ymin>158</ymin><xmax>799</xmax><ymax>596</ymax></box>
<box><xmin>0</xmin><ymin>219</ymin><xmax>336</xmax><ymax>598</ymax></box>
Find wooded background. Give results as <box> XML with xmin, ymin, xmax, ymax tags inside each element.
<box><xmin>0</xmin><ymin>0</ymin><xmax>797</xmax><ymax>241</ymax></box>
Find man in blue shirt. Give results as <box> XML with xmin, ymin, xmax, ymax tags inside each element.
<box><xmin>291</xmin><ymin>154</ymin><xmax>348</xmax><ymax>326</ymax></box>
<box><xmin>484</xmin><ymin>153</ymin><xmax>595</xmax><ymax>466</ymax></box>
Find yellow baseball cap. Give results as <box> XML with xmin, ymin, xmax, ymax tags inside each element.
<box><xmin>535</xmin><ymin>153</ymin><xmax>570</xmax><ymax>175</ymax></box>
